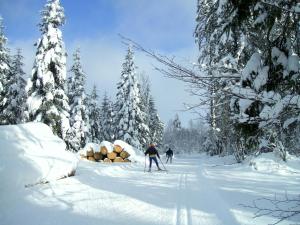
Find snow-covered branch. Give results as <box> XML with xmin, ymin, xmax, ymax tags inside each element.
<box><xmin>261</xmin><ymin>1</ymin><xmax>300</xmax><ymax>14</ymax></box>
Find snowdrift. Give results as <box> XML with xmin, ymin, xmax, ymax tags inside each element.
<box><xmin>0</xmin><ymin>122</ymin><xmax>78</xmax><ymax>190</ymax></box>
<box><xmin>249</xmin><ymin>152</ymin><xmax>300</xmax><ymax>174</ymax></box>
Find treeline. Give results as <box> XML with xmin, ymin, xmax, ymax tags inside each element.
<box><xmin>0</xmin><ymin>0</ymin><xmax>164</xmax><ymax>152</ymax></box>
<box><xmin>163</xmin><ymin>114</ymin><xmax>208</xmax><ymax>154</ymax></box>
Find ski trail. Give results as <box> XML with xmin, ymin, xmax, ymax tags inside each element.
<box><xmin>174</xmin><ymin>173</ymin><xmax>187</xmax><ymax>225</ymax></box>
<box><xmin>184</xmin><ymin>173</ymin><xmax>193</xmax><ymax>225</ymax></box>
<box><xmin>27</xmin><ymin>156</ymin><xmax>242</xmax><ymax>225</ymax></box>
<box><xmin>170</xmin><ymin>157</ymin><xmax>240</xmax><ymax>225</ymax></box>
<box><xmin>174</xmin><ymin>173</ymin><xmax>196</xmax><ymax>225</ymax></box>
<box><xmin>194</xmin><ymin>165</ymin><xmax>240</xmax><ymax>225</ymax></box>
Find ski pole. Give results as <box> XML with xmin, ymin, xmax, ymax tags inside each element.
<box><xmin>158</xmin><ymin>157</ymin><xmax>167</xmax><ymax>171</ymax></box>
<box><xmin>144</xmin><ymin>155</ymin><xmax>147</xmax><ymax>173</ymax></box>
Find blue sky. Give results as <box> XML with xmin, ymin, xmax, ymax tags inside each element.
<box><xmin>0</xmin><ymin>0</ymin><xmax>201</xmax><ymax>126</ymax></box>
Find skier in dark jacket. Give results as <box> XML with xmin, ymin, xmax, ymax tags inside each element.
<box><xmin>145</xmin><ymin>144</ymin><xmax>162</xmax><ymax>172</ymax></box>
<box><xmin>165</xmin><ymin>148</ymin><xmax>173</xmax><ymax>164</ymax></box>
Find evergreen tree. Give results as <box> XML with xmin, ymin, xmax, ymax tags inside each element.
<box><xmin>137</xmin><ymin>86</ymin><xmax>150</xmax><ymax>148</ymax></box>
<box><xmin>67</xmin><ymin>49</ymin><xmax>88</xmax><ymax>151</ymax></box>
<box><xmin>2</xmin><ymin>49</ymin><xmax>27</xmax><ymax>124</ymax></box>
<box><xmin>138</xmin><ymin>73</ymin><xmax>164</xmax><ymax>146</ymax></box>
<box><xmin>148</xmin><ymin>96</ymin><xmax>164</xmax><ymax>146</ymax></box>
<box><xmin>87</xmin><ymin>85</ymin><xmax>101</xmax><ymax>143</ymax></box>
<box><xmin>114</xmin><ymin>47</ymin><xmax>146</xmax><ymax>149</ymax></box>
<box><xmin>0</xmin><ymin>17</ymin><xmax>11</xmax><ymax>125</ymax></box>
<box><xmin>27</xmin><ymin>0</ymin><xmax>70</xmax><ymax>140</ymax></box>
<box><xmin>226</xmin><ymin>0</ymin><xmax>300</xmax><ymax>159</ymax></box>
<box><xmin>172</xmin><ymin>114</ymin><xmax>182</xmax><ymax>131</ymax></box>
<box><xmin>100</xmin><ymin>92</ymin><xmax>114</xmax><ymax>142</ymax></box>
<box><xmin>195</xmin><ymin>0</ymin><xmax>300</xmax><ymax>159</ymax></box>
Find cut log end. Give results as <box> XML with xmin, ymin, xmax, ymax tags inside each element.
<box><xmin>94</xmin><ymin>152</ymin><xmax>103</xmax><ymax>160</ymax></box>
<box><xmin>120</xmin><ymin>151</ymin><xmax>130</xmax><ymax>159</ymax></box>
<box><xmin>113</xmin><ymin>145</ymin><xmax>123</xmax><ymax>153</ymax></box>
<box><xmin>100</xmin><ymin>146</ymin><xmax>108</xmax><ymax>155</ymax></box>
<box><xmin>107</xmin><ymin>152</ymin><xmax>117</xmax><ymax>160</ymax></box>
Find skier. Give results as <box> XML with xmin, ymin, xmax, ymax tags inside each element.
<box><xmin>144</xmin><ymin>143</ymin><xmax>162</xmax><ymax>172</ymax></box>
<box><xmin>165</xmin><ymin>148</ymin><xmax>173</xmax><ymax>164</ymax></box>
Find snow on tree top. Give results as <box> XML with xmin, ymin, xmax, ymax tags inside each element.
<box><xmin>40</xmin><ymin>0</ymin><xmax>65</xmax><ymax>31</ymax></box>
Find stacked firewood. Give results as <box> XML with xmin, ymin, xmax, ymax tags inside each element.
<box><xmin>82</xmin><ymin>144</ymin><xmax>131</xmax><ymax>163</ymax></box>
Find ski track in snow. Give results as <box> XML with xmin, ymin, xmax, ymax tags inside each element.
<box><xmin>3</xmin><ymin>155</ymin><xmax>300</xmax><ymax>225</ymax></box>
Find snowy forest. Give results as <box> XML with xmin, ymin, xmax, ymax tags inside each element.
<box><xmin>0</xmin><ymin>0</ymin><xmax>165</xmax><ymax>152</ymax></box>
<box><xmin>1</xmin><ymin>0</ymin><xmax>299</xmax><ymax>162</ymax></box>
<box><xmin>0</xmin><ymin>0</ymin><xmax>300</xmax><ymax>225</ymax></box>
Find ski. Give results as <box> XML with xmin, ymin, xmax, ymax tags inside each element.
<box><xmin>146</xmin><ymin>169</ymin><xmax>168</xmax><ymax>173</ymax></box>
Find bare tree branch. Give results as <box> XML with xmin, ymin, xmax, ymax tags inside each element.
<box><xmin>241</xmin><ymin>194</ymin><xmax>300</xmax><ymax>225</ymax></box>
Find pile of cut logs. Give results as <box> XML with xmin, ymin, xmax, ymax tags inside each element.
<box><xmin>82</xmin><ymin>144</ymin><xmax>131</xmax><ymax>163</ymax></box>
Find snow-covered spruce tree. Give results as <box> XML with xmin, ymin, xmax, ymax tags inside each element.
<box><xmin>100</xmin><ymin>92</ymin><xmax>114</xmax><ymax>142</ymax></box>
<box><xmin>2</xmin><ymin>49</ymin><xmax>27</xmax><ymax>124</ymax></box>
<box><xmin>27</xmin><ymin>0</ymin><xmax>70</xmax><ymax>140</ymax></box>
<box><xmin>67</xmin><ymin>49</ymin><xmax>89</xmax><ymax>151</ymax></box>
<box><xmin>138</xmin><ymin>73</ymin><xmax>164</xmax><ymax>147</ymax></box>
<box><xmin>114</xmin><ymin>47</ymin><xmax>147</xmax><ymax>149</ymax></box>
<box><xmin>138</xmin><ymin>74</ymin><xmax>151</xmax><ymax>144</ymax></box>
<box><xmin>194</xmin><ymin>0</ymin><xmax>300</xmax><ymax>159</ymax></box>
<box><xmin>0</xmin><ymin>17</ymin><xmax>11</xmax><ymax>125</ymax></box>
<box><xmin>172</xmin><ymin>114</ymin><xmax>182</xmax><ymax>131</ymax></box>
<box><xmin>87</xmin><ymin>85</ymin><xmax>101</xmax><ymax>143</ymax></box>
<box><xmin>148</xmin><ymin>96</ymin><xmax>164</xmax><ymax>146</ymax></box>
<box><xmin>230</xmin><ymin>0</ymin><xmax>300</xmax><ymax>158</ymax></box>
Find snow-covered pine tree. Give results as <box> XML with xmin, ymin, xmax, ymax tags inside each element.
<box><xmin>173</xmin><ymin>114</ymin><xmax>182</xmax><ymax>131</ymax></box>
<box><xmin>87</xmin><ymin>85</ymin><xmax>101</xmax><ymax>143</ymax></box>
<box><xmin>114</xmin><ymin>47</ymin><xmax>146</xmax><ymax>149</ymax></box>
<box><xmin>67</xmin><ymin>49</ymin><xmax>89</xmax><ymax>151</ymax></box>
<box><xmin>230</xmin><ymin>0</ymin><xmax>300</xmax><ymax>158</ymax></box>
<box><xmin>2</xmin><ymin>49</ymin><xmax>27</xmax><ymax>124</ymax></box>
<box><xmin>148</xmin><ymin>96</ymin><xmax>164</xmax><ymax>146</ymax></box>
<box><xmin>0</xmin><ymin>17</ymin><xmax>11</xmax><ymax>125</ymax></box>
<box><xmin>100</xmin><ymin>92</ymin><xmax>114</xmax><ymax>142</ymax></box>
<box><xmin>27</xmin><ymin>0</ymin><xmax>70</xmax><ymax>140</ymax></box>
<box><xmin>137</xmin><ymin>77</ymin><xmax>151</xmax><ymax>147</ymax></box>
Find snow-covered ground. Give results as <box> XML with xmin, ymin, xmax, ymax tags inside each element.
<box><xmin>1</xmin><ymin>123</ymin><xmax>300</xmax><ymax>225</ymax></box>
